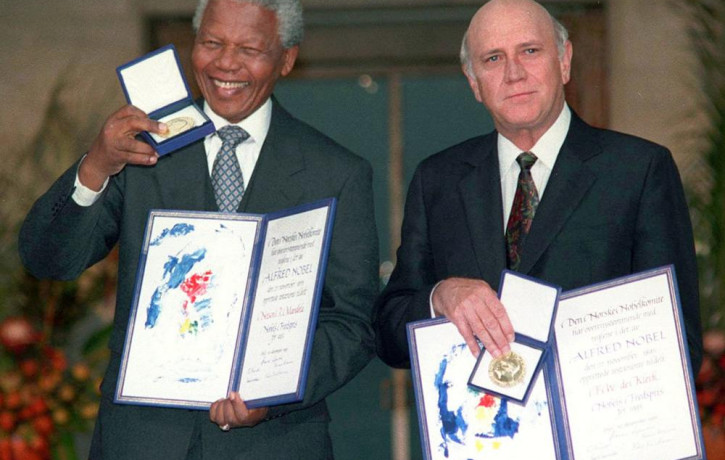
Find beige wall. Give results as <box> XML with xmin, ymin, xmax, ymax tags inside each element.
<box><xmin>608</xmin><ymin>0</ymin><xmax>705</xmax><ymax>181</ymax></box>
<box><xmin>0</xmin><ymin>0</ymin><xmax>704</xmax><ymax>174</ymax></box>
<box><xmin>1</xmin><ymin>1</ymin><xmax>141</xmax><ymax>153</ymax></box>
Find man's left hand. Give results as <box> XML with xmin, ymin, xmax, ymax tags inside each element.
<box><xmin>209</xmin><ymin>392</ymin><xmax>268</xmax><ymax>431</ymax></box>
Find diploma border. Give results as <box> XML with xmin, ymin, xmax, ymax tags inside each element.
<box><xmin>239</xmin><ymin>198</ymin><xmax>336</xmax><ymax>408</ymax></box>
<box><xmin>407</xmin><ymin>317</ymin><xmax>454</xmax><ymax>460</ymax></box>
<box><xmin>552</xmin><ymin>264</ymin><xmax>705</xmax><ymax>460</ymax></box>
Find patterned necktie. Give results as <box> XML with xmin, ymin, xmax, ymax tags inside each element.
<box><xmin>505</xmin><ymin>152</ymin><xmax>539</xmax><ymax>270</ymax></box>
<box><xmin>212</xmin><ymin>125</ymin><xmax>249</xmax><ymax>213</ymax></box>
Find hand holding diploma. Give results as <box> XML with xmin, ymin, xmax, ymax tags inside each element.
<box><xmin>210</xmin><ymin>392</ymin><xmax>269</xmax><ymax>430</ymax></box>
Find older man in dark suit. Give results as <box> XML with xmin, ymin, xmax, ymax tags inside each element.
<box><xmin>19</xmin><ymin>0</ymin><xmax>378</xmax><ymax>458</ymax></box>
<box><xmin>374</xmin><ymin>0</ymin><xmax>702</xmax><ymax>375</ymax></box>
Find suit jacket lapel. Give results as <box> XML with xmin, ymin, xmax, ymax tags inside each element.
<box><xmin>155</xmin><ymin>98</ymin><xmax>305</xmax><ymax>214</ymax></box>
<box><xmin>155</xmin><ymin>140</ymin><xmax>215</xmax><ymax>211</ymax></box>
<box><xmin>458</xmin><ymin>135</ymin><xmax>508</xmax><ymax>285</ymax></box>
<box><xmin>518</xmin><ymin>113</ymin><xmax>600</xmax><ymax>274</ymax></box>
<box><xmin>240</xmin><ymin>100</ymin><xmax>306</xmax><ymax>213</ymax></box>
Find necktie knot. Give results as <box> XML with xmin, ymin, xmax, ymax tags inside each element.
<box><xmin>217</xmin><ymin>125</ymin><xmax>249</xmax><ymax>148</ymax></box>
<box><xmin>516</xmin><ymin>152</ymin><xmax>537</xmax><ymax>171</ymax></box>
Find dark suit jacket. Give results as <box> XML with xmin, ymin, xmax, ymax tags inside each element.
<box><xmin>374</xmin><ymin>112</ymin><xmax>702</xmax><ymax>375</ymax></box>
<box><xmin>19</xmin><ymin>100</ymin><xmax>379</xmax><ymax>459</ymax></box>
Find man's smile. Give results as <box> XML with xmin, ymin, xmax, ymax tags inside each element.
<box><xmin>211</xmin><ymin>78</ymin><xmax>250</xmax><ymax>90</ymax></box>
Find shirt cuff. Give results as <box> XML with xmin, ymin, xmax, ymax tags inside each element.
<box><xmin>429</xmin><ymin>280</ymin><xmax>444</xmax><ymax>318</ymax></box>
<box><xmin>72</xmin><ymin>168</ymin><xmax>108</xmax><ymax>207</ymax></box>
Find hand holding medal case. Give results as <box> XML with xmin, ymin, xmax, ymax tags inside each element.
<box><xmin>116</xmin><ymin>44</ymin><xmax>215</xmax><ymax>155</ymax></box>
<box><xmin>468</xmin><ymin>270</ymin><xmax>561</xmax><ymax>404</ymax></box>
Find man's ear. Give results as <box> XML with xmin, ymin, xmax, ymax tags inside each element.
<box><xmin>463</xmin><ymin>65</ymin><xmax>484</xmax><ymax>103</ymax></box>
<box><xmin>281</xmin><ymin>46</ymin><xmax>299</xmax><ymax>77</ymax></box>
<box><xmin>560</xmin><ymin>40</ymin><xmax>573</xmax><ymax>85</ymax></box>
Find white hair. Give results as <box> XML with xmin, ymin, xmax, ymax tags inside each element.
<box><xmin>192</xmin><ymin>0</ymin><xmax>304</xmax><ymax>48</ymax></box>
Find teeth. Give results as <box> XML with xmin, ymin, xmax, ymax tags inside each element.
<box><xmin>213</xmin><ymin>79</ymin><xmax>248</xmax><ymax>89</ymax></box>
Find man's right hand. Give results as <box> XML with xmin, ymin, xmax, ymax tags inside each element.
<box><xmin>432</xmin><ymin>277</ymin><xmax>515</xmax><ymax>358</ymax></box>
<box><xmin>79</xmin><ymin>105</ymin><xmax>167</xmax><ymax>191</ymax></box>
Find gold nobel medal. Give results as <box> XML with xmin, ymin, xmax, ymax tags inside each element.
<box><xmin>488</xmin><ymin>351</ymin><xmax>526</xmax><ymax>388</ymax></box>
<box><xmin>159</xmin><ymin>116</ymin><xmax>196</xmax><ymax>139</ymax></box>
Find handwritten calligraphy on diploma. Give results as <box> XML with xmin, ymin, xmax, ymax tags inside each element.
<box><xmin>555</xmin><ymin>274</ymin><xmax>697</xmax><ymax>460</ymax></box>
<box><xmin>238</xmin><ymin>207</ymin><xmax>328</xmax><ymax>401</ymax></box>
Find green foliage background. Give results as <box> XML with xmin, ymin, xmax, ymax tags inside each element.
<box><xmin>679</xmin><ymin>0</ymin><xmax>725</xmax><ymax>333</ymax></box>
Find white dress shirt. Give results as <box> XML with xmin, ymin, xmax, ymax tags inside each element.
<box><xmin>202</xmin><ymin>98</ymin><xmax>270</xmax><ymax>183</ymax></box>
<box><xmin>498</xmin><ymin>104</ymin><xmax>571</xmax><ymax>229</ymax></box>
<box><xmin>72</xmin><ymin>98</ymin><xmax>272</xmax><ymax>206</ymax></box>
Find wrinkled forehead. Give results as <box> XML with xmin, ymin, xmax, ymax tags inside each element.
<box><xmin>467</xmin><ymin>0</ymin><xmax>556</xmax><ymax>52</ymax></box>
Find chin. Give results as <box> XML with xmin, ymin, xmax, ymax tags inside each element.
<box><xmin>503</xmin><ymin>109</ymin><xmax>545</xmax><ymax>127</ymax></box>
<box><xmin>209</xmin><ymin>102</ymin><xmax>248</xmax><ymax>123</ymax></box>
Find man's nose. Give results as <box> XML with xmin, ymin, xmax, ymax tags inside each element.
<box><xmin>216</xmin><ymin>47</ymin><xmax>241</xmax><ymax>71</ymax></box>
<box><xmin>504</xmin><ymin>56</ymin><xmax>526</xmax><ymax>82</ymax></box>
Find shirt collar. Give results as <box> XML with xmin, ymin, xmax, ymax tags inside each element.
<box><xmin>498</xmin><ymin>104</ymin><xmax>571</xmax><ymax>171</ymax></box>
<box><xmin>203</xmin><ymin>98</ymin><xmax>272</xmax><ymax>144</ymax></box>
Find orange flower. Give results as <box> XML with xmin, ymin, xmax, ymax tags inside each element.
<box><xmin>0</xmin><ymin>438</ymin><xmax>11</xmax><ymax>460</ymax></box>
<box><xmin>697</xmin><ymin>329</ymin><xmax>725</xmax><ymax>429</ymax></box>
<box><xmin>0</xmin><ymin>411</ymin><xmax>16</xmax><ymax>433</ymax></box>
<box><xmin>19</xmin><ymin>360</ymin><xmax>39</xmax><ymax>379</ymax></box>
<box><xmin>27</xmin><ymin>435</ymin><xmax>49</xmax><ymax>459</ymax></box>
<box><xmin>42</xmin><ymin>348</ymin><xmax>67</xmax><ymax>373</ymax></box>
<box><xmin>71</xmin><ymin>363</ymin><xmax>90</xmax><ymax>382</ymax></box>
<box><xmin>37</xmin><ymin>372</ymin><xmax>61</xmax><ymax>393</ymax></box>
<box><xmin>26</xmin><ymin>397</ymin><xmax>48</xmax><ymax>418</ymax></box>
<box><xmin>0</xmin><ymin>372</ymin><xmax>22</xmax><ymax>393</ymax></box>
<box><xmin>80</xmin><ymin>403</ymin><xmax>99</xmax><ymax>420</ymax></box>
<box><xmin>704</xmin><ymin>330</ymin><xmax>725</xmax><ymax>356</ymax></box>
<box><xmin>0</xmin><ymin>317</ymin><xmax>40</xmax><ymax>355</ymax></box>
<box><xmin>51</xmin><ymin>408</ymin><xmax>69</xmax><ymax>426</ymax></box>
<box><xmin>4</xmin><ymin>392</ymin><xmax>22</xmax><ymax>411</ymax></box>
<box><xmin>31</xmin><ymin>414</ymin><xmax>54</xmax><ymax>437</ymax></box>
<box><xmin>57</xmin><ymin>384</ymin><xmax>75</xmax><ymax>403</ymax></box>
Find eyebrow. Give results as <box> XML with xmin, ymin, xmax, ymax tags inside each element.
<box><xmin>481</xmin><ymin>40</ymin><xmax>546</xmax><ymax>55</ymax></box>
<box><xmin>518</xmin><ymin>41</ymin><xmax>545</xmax><ymax>49</ymax></box>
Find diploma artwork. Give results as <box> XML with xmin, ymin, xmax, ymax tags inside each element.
<box><xmin>408</xmin><ymin>267</ymin><xmax>705</xmax><ymax>460</ymax></box>
<box><xmin>115</xmin><ymin>199</ymin><xmax>335</xmax><ymax>410</ymax></box>
<box><xmin>408</xmin><ymin>319</ymin><xmax>560</xmax><ymax>460</ymax></box>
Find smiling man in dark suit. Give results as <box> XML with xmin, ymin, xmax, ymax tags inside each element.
<box><xmin>374</xmin><ymin>0</ymin><xmax>702</xmax><ymax>375</ymax></box>
<box><xmin>19</xmin><ymin>0</ymin><xmax>378</xmax><ymax>458</ymax></box>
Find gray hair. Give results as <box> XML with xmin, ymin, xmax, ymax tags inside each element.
<box><xmin>192</xmin><ymin>0</ymin><xmax>304</xmax><ymax>49</ymax></box>
<box><xmin>460</xmin><ymin>10</ymin><xmax>569</xmax><ymax>76</ymax></box>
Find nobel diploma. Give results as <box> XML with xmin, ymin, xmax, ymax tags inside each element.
<box><xmin>554</xmin><ymin>268</ymin><xmax>700</xmax><ymax>460</ymax></box>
